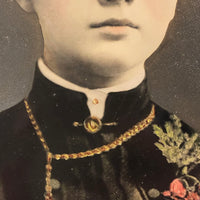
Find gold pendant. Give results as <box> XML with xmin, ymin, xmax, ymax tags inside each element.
<box><xmin>73</xmin><ymin>116</ymin><xmax>118</xmax><ymax>134</ymax></box>
<box><xmin>83</xmin><ymin>116</ymin><xmax>103</xmax><ymax>134</ymax></box>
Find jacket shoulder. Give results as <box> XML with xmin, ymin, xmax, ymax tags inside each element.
<box><xmin>0</xmin><ymin>100</ymin><xmax>26</xmax><ymax>134</ymax></box>
<box><xmin>0</xmin><ymin>101</ymin><xmax>28</xmax><ymax>165</ymax></box>
<box><xmin>153</xmin><ymin>102</ymin><xmax>196</xmax><ymax>133</ymax></box>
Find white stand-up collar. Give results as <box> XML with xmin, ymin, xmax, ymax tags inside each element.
<box><xmin>38</xmin><ymin>58</ymin><xmax>145</xmax><ymax>119</ymax></box>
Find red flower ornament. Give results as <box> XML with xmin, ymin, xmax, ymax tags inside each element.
<box><xmin>162</xmin><ymin>177</ymin><xmax>200</xmax><ymax>200</ymax></box>
<box><xmin>187</xmin><ymin>192</ymin><xmax>200</xmax><ymax>200</ymax></box>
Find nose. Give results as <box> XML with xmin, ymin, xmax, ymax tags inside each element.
<box><xmin>98</xmin><ymin>0</ymin><xmax>133</xmax><ymax>6</ymax></box>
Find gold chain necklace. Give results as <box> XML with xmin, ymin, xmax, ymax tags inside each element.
<box><xmin>24</xmin><ymin>99</ymin><xmax>155</xmax><ymax>200</ymax></box>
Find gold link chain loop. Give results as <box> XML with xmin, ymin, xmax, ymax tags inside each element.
<box><xmin>24</xmin><ymin>99</ymin><xmax>155</xmax><ymax>200</ymax></box>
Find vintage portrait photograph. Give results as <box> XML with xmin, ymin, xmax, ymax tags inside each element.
<box><xmin>0</xmin><ymin>0</ymin><xmax>200</xmax><ymax>199</ymax></box>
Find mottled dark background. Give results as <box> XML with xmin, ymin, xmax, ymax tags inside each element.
<box><xmin>0</xmin><ymin>0</ymin><xmax>200</xmax><ymax>130</ymax></box>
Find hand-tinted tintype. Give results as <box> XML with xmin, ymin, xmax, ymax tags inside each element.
<box><xmin>0</xmin><ymin>0</ymin><xmax>200</xmax><ymax>200</ymax></box>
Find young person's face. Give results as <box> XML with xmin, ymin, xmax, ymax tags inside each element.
<box><xmin>18</xmin><ymin>0</ymin><xmax>177</xmax><ymax>76</ymax></box>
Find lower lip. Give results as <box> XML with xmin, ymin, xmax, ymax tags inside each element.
<box><xmin>98</xmin><ymin>26</ymin><xmax>132</xmax><ymax>35</ymax></box>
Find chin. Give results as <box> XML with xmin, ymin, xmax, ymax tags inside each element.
<box><xmin>78</xmin><ymin>46</ymin><xmax>145</xmax><ymax>76</ymax></box>
<box><xmin>79</xmin><ymin>52</ymin><xmax>135</xmax><ymax>77</ymax></box>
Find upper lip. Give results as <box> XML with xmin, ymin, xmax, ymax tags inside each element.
<box><xmin>90</xmin><ymin>18</ymin><xmax>139</xmax><ymax>29</ymax></box>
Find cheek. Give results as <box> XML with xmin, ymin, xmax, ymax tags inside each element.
<box><xmin>143</xmin><ymin>0</ymin><xmax>177</xmax><ymax>22</ymax></box>
<box><xmin>35</xmin><ymin>0</ymin><xmax>72</xmax><ymax>32</ymax></box>
<box><xmin>34</xmin><ymin>0</ymin><xmax>69</xmax><ymax>18</ymax></box>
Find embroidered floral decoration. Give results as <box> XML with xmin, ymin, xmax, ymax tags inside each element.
<box><xmin>153</xmin><ymin>115</ymin><xmax>200</xmax><ymax>199</ymax></box>
<box><xmin>162</xmin><ymin>176</ymin><xmax>200</xmax><ymax>200</ymax></box>
<box><xmin>152</xmin><ymin>114</ymin><xmax>200</xmax><ymax>175</ymax></box>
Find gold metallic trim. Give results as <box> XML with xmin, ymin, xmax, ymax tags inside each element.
<box><xmin>73</xmin><ymin>117</ymin><xmax>118</xmax><ymax>134</ymax></box>
<box><xmin>83</xmin><ymin>116</ymin><xmax>102</xmax><ymax>134</ymax></box>
<box><xmin>24</xmin><ymin>99</ymin><xmax>155</xmax><ymax>200</ymax></box>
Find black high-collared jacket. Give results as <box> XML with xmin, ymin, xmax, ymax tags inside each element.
<box><xmin>0</xmin><ymin>67</ymin><xmax>199</xmax><ymax>200</ymax></box>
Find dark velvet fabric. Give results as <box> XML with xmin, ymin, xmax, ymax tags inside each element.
<box><xmin>0</xmin><ymin>67</ymin><xmax>199</xmax><ymax>200</ymax></box>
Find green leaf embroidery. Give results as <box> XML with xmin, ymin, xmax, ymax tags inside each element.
<box><xmin>153</xmin><ymin>115</ymin><xmax>200</xmax><ymax>174</ymax></box>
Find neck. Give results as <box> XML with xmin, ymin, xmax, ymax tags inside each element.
<box><xmin>28</xmin><ymin>67</ymin><xmax>152</xmax><ymax>153</ymax></box>
<box><xmin>43</xmin><ymin>51</ymin><xmax>146</xmax><ymax>89</ymax></box>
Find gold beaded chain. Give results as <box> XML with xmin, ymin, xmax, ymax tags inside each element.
<box><xmin>24</xmin><ymin>99</ymin><xmax>155</xmax><ymax>200</ymax></box>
